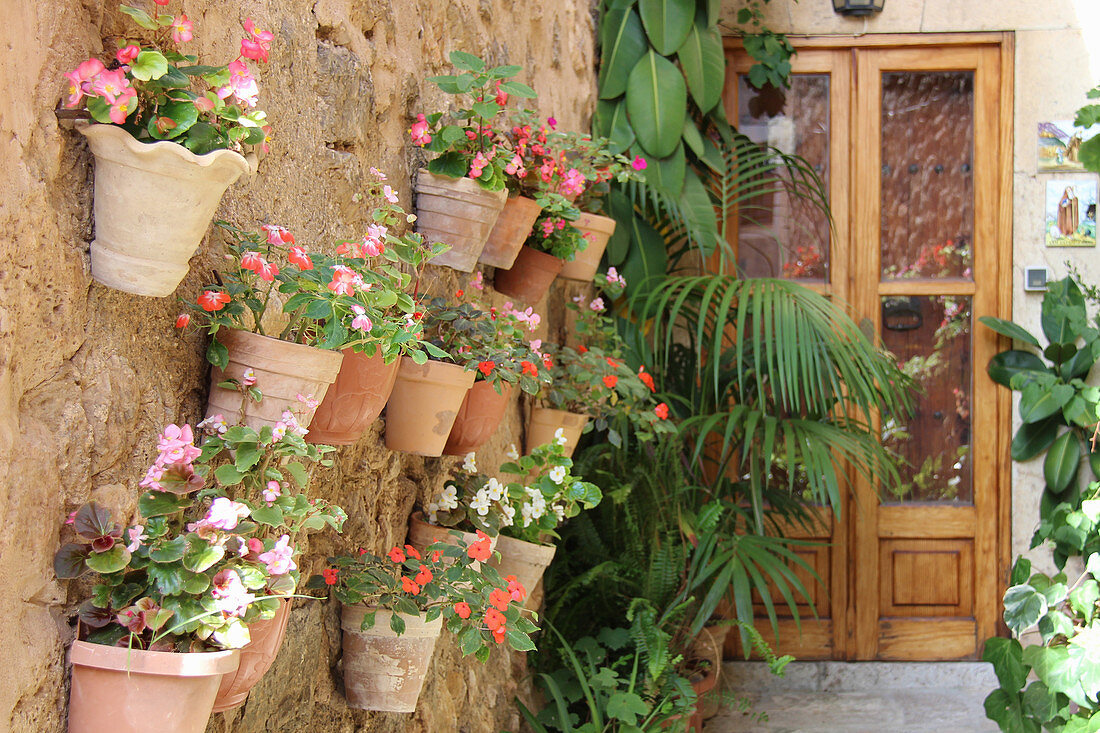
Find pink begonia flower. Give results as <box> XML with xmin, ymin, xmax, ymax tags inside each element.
<box><xmin>126</xmin><ymin>525</ymin><xmax>147</xmax><ymax>553</ymax></box>
<box><xmin>240</xmin><ymin>18</ymin><xmax>274</xmax><ymax>62</ymax></box>
<box><xmin>606</xmin><ymin>266</ymin><xmax>625</xmax><ymax>286</ymax></box>
<box><xmin>410</xmin><ymin>114</ymin><xmax>432</xmax><ymax>145</ymax></box>
<box><xmin>171</xmin><ymin>15</ymin><xmax>193</xmax><ymax>44</ymax></box>
<box><xmin>258</xmin><ymin>534</ymin><xmax>297</xmax><ymax>575</ymax></box>
<box><xmin>139</xmin><ymin>463</ymin><xmax>165</xmax><ymax>492</ymax></box>
<box><xmin>382</xmin><ymin>185</ymin><xmax>399</xmax><ymax>204</ymax></box>
<box><xmin>539</xmin><ymin>158</ymin><xmax>556</xmax><ymax>183</ymax></box>
<box><xmin>108</xmin><ymin>88</ymin><xmax>136</xmax><ymax>124</ymax></box>
<box><xmin>547</xmin><ymin>116</ymin><xmax>557</xmax><ymax>129</ymax></box>
<box><xmin>89</xmin><ymin>68</ymin><xmax>130</xmax><ymax>105</ymax></box>
<box><xmin>504</xmin><ymin>154</ymin><xmax>525</xmax><ymax>177</ymax></box>
<box><xmin>472</xmin><ymin>271</ymin><xmax>484</xmax><ymax>290</ymax></box>
<box><xmin>263</xmin><ymin>480</ymin><xmax>281</xmax><ymax>503</ymax></box>
<box><xmin>241</xmin><ymin>368</ymin><xmax>257</xmax><ymax>387</ymax></box>
<box><xmin>115</xmin><ymin>45</ymin><xmax>140</xmax><ymax>65</ymax></box>
<box><xmin>211</xmin><ymin>569</ymin><xmax>254</xmax><ymax>617</ymax></box>
<box><xmin>157</xmin><ymin>424</ymin><xmax>201</xmax><ymax>465</ymax></box>
<box><xmin>296</xmin><ymin>393</ymin><xmax>320</xmax><ymax>410</ymax></box>
<box><xmin>218</xmin><ymin>60</ymin><xmax>259</xmax><ymax>107</ymax></box>
<box><xmin>589</xmin><ymin>297</ymin><xmax>605</xmax><ymax>312</ymax></box>
<box><xmin>328</xmin><ymin>265</ymin><xmax>358</xmax><ymax>295</ymax></box>
<box><xmin>261</xmin><ymin>224</ymin><xmax>294</xmax><ymax>245</ymax></box>
<box><xmin>204</xmin><ymin>497</ymin><xmax>251</xmax><ymax>531</ymax></box>
<box><xmin>632</xmin><ymin>156</ymin><xmax>647</xmax><ymax>171</ymax></box>
<box><xmin>369</xmin><ymin>166</ymin><xmax>387</xmax><ymax>180</ymax></box>
<box><xmin>350</xmin><ymin>305</ymin><xmax>373</xmax><ymax>332</ymax></box>
<box><xmin>64</xmin><ymin>58</ymin><xmax>106</xmax><ymax>107</ymax></box>
<box><xmin>197</xmin><ymin>414</ymin><xmax>228</xmax><ymax>435</ymax></box>
<box><xmin>559</xmin><ymin>168</ymin><xmax>586</xmax><ymax>197</ymax></box>
<box><xmin>469</xmin><ymin>151</ymin><xmax>490</xmax><ymax>178</ymax></box>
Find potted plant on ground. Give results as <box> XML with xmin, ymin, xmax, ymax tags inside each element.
<box><xmin>55</xmin><ymin>421</ymin><xmax>345</xmax><ymax>730</ymax></box>
<box><xmin>307</xmin><ymin>533</ymin><xmax>537</xmax><ymax>712</ymax></box>
<box><xmin>410</xmin><ymin>50</ymin><xmax>536</xmax><ymax>271</ymax></box>
<box><xmin>62</xmin><ymin>2</ymin><xmax>272</xmax><ymax>296</ymax></box>
<box><xmin>307</xmin><ymin>168</ymin><xmax>449</xmax><ymax>445</ymax></box>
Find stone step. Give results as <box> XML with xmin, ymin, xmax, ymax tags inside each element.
<box><xmin>704</xmin><ymin>662</ymin><xmax>999</xmax><ymax>732</ymax></box>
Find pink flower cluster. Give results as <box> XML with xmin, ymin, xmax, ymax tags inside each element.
<box><xmin>509</xmin><ymin>306</ymin><xmax>542</xmax><ymax>332</ymax></box>
<box><xmin>559</xmin><ymin>168</ymin><xmax>586</xmax><ymax>198</ymax></box>
<box><xmin>64</xmin><ymin>59</ymin><xmax>135</xmax><ymax>124</ymax></box>
<box><xmin>139</xmin><ymin>424</ymin><xmax>204</xmax><ymax>494</ymax></box>
<box><xmin>410</xmin><ymin>114</ymin><xmax>432</xmax><ymax>145</ymax></box>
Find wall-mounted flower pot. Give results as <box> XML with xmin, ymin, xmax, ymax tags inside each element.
<box><xmin>688</xmin><ymin>625</ymin><xmax>730</xmax><ymax>723</ymax></box>
<box><xmin>407</xmin><ymin>511</ymin><xmax>498</xmax><ymax>569</ymax></box>
<box><xmin>340</xmin><ymin>605</ymin><xmax>442</xmax><ymax>713</ymax></box>
<box><xmin>491</xmin><ymin>534</ymin><xmax>556</xmax><ymax>609</ymax></box>
<box><xmin>206</xmin><ymin>329</ymin><xmax>343</xmax><ymax>431</ymax></box>
<box><xmin>479</xmin><ymin>195</ymin><xmax>542</xmax><ymax>269</ymax></box>
<box><xmin>307</xmin><ymin>349</ymin><xmax>400</xmax><ymax>445</ymax></box>
<box><xmin>414</xmin><ymin>171</ymin><xmax>506</xmax><ymax>272</ymax></box>
<box><xmin>559</xmin><ymin>212</ymin><xmax>617</xmax><ymax>282</ymax></box>
<box><xmin>493</xmin><ymin>246</ymin><xmax>563</xmax><ymax>305</ymax></box>
<box><xmin>443</xmin><ymin>381</ymin><xmax>513</xmax><ymax>456</ymax></box>
<box><xmin>68</xmin><ymin>640</ymin><xmax>239</xmax><ymax>733</ymax></box>
<box><xmin>78</xmin><ymin>123</ymin><xmax>254</xmax><ymax>298</ymax></box>
<box><xmin>384</xmin><ymin>358</ymin><xmax>475</xmax><ymax>456</ymax></box>
<box><xmin>525</xmin><ymin>407</ymin><xmax>589</xmax><ymax>458</ymax></box>
<box><xmin>211</xmin><ymin>598</ymin><xmax>292</xmax><ymax>712</ymax></box>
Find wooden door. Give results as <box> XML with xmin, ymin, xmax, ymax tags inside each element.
<box><xmin>725</xmin><ymin>36</ymin><xmax>1012</xmax><ymax>661</ymax></box>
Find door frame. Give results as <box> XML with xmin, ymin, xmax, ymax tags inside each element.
<box><xmin>721</xmin><ymin>32</ymin><xmax>1014</xmax><ymax>660</ymax></box>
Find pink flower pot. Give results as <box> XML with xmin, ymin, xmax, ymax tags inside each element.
<box><xmin>340</xmin><ymin>605</ymin><xmax>442</xmax><ymax>712</ymax></box>
<box><xmin>443</xmin><ymin>381</ymin><xmax>513</xmax><ymax>456</ymax></box>
<box><xmin>68</xmin><ymin>640</ymin><xmax>239</xmax><ymax>733</ymax></box>
<box><xmin>307</xmin><ymin>349</ymin><xmax>401</xmax><ymax>445</ymax></box>
<box><xmin>211</xmin><ymin>598</ymin><xmax>292</xmax><ymax>712</ymax></box>
<box><xmin>559</xmin><ymin>212</ymin><xmax>617</xmax><ymax>282</ymax></box>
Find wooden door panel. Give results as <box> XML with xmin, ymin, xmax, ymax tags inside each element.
<box><xmin>879</xmin><ymin>539</ymin><xmax>974</xmax><ymax>615</ymax></box>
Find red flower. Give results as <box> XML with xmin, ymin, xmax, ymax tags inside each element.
<box><xmin>404</xmin><ymin>544</ymin><xmax>422</xmax><ymax>560</ymax></box>
<box><xmin>455</xmin><ymin>289</ymin><xmax>464</xmax><ymax>298</ymax></box>
<box><xmin>606</xmin><ymin>357</ymin><xmax>620</xmax><ymax>368</ymax></box>
<box><xmin>174</xmin><ymin>313</ymin><xmax>191</xmax><ymax>329</ymax></box>
<box><xmin>414</xmin><ymin>565</ymin><xmax>433</xmax><ymax>585</ymax></box>
<box><xmin>387</xmin><ymin>547</ymin><xmax>405</xmax><ymax>563</ymax></box>
<box><xmin>197</xmin><ymin>290</ymin><xmax>230</xmax><ymax>312</ymax></box>
<box><xmin>467</xmin><ymin>531</ymin><xmax>492</xmax><ymax>562</ymax></box>
<box><xmin>257</xmin><ymin>261</ymin><xmax>279</xmax><ymax>282</ymax></box>
<box><xmin>431</xmin><ymin>550</ymin><xmax>443</xmax><ymax>563</ymax></box>
<box><xmin>478</xmin><ymin>361</ymin><xmax>495</xmax><ymax>376</ymax></box>
<box><xmin>288</xmin><ymin>246</ymin><xmax>313</xmax><ymax>270</ymax></box>
<box><xmin>505</xmin><ymin>574</ymin><xmax>527</xmax><ymax>602</ymax></box>
<box><xmin>542</xmin><ymin>354</ymin><xmax>553</xmax><ymax>369</ymax></box>
<box><xmin>240</xmin><ymin>251</ymin><xmax>264</xmax><ymax>273</ymax></box>
<box><xmin>577</xmin><ymin>345</ymin><xmax>588</xmax><ymax>354</ymax></box>
<box><xmin>489</xmin><ymin>588</ymin><xmax>510</xmax><ymax>612</ymax></box>
<box><xmin>454</xmin><ymin>601</ymin><xmax>471</xmax><ymax>619</ymax></box>
<box><xmin>637</xmin><ymin>367</ymin><xmax>656</xmax><ymax>392</ymax></box>
<box><xmin>357</xmin><ymin>548</ymin><xmax>368</xmax><ymax>555</ymax></box>
<box><xmin>401</xmin><ymin>576</ymin><xmax>421</xmax><ymax>595</ymax></box>
<box><xmin>521</xmin><ymin>360</ymin><xmax>538</xmax><ymax>377</ymax></box>
<box><xmin>655</xmin><ymin>402</ymin><xmax>669</xmax><ymax>420</ymax></box>
<box><xmin>602</xmin><ymin>375</ymin><xmax>618</xmax><ymax>389</ymax></box>
<box><xmin>492</xmin><ymin>627</ymin><xmax>506</xmax><ymax>644</ymax></box>
<box><xmin>484</xmin><ymin>607</ymin><xmax>506</xmax><ymax>632</ymax></box>
<box><xmin>322</xmin><ymin>568</ymin><xmax>339</xmax><ymax>585</ymax></box>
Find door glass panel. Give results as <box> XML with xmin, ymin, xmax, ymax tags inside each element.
<box><xmin>737</xmin><ymin>75</ymin><xmax>831</xmax><ymax>283</ymax></box>
<box><xmin>880</xmin><ymin>295</ymin><xmax>973</xmax><ymax>503</ymax></box>
<box><xmin>880</xmin><ymin>72</ymin><xmax>974</xmax><ymax>280</ymax></box>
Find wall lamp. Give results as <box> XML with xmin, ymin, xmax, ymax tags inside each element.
<box><xmin>832</xmin><ymin>0</ymin><xmax>885</xmax><ymax>16</ymax></box>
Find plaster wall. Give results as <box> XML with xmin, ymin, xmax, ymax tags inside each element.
<box><xmin>722</xmin><ymin>0</ymin><xmax>1100</xmax><ymax>573</ymax></box>
<box><xmin>0</xmin><ymin>1</ymin><xmax>596</xmax><ymax>731</ymax></box>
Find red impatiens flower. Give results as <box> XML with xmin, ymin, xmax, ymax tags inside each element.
<box><xmin>455</xmin><ymin>289</ymin><xmax>464</xmax><ymax>298</ymax></box>
<box><xmin>431</xmin><ymin>550</ymin><xmax>443</xmax><ymax>563</ymax></box>
<box><xmin>240</xmin><ymin>250</ymin><xmax>264</xmax><ymax>272</ymax></box>
<box><xmin>478</xmin><ymin>361</ymin><xmax>495</xmax><ymax>376</ymax></box>
<box><xmin>467</xmin><ymin>530</ymin><xmax>492</xmax><ymax>562</ymax></box>
<box><xmin>489</xmin><ymin>588</ymin><xmax>510</xmax><ymax>612</ymax></box>
<box><xmin>505</xmin><ymin>574</ymin><xmax>527</xmax><ymax>603</ymax></box>
<box><xmin>602</xmin><ymin>375</ymin><xmax>618</xmax><ymax>389</ymax></box>
<box><xmin>454</xmin><ymin>601</ymin><xmax>471</xmax><ymax>619</ymax></box>
<box><xmin>401</xmin><ymin>576</ymin><xmax>421</xmax><ymax>595</ymax></box>
<box><xmin>638</xmin><ymin>367</ymin><xmax>656</xmax><ymax>392</ymax></box>
<box><xmin>577</xmin><ymin>345</ymin><xmax>588</xmax><ymax>353</ymax></box>
<box><xmin>404</xmin><ymin>544</ymin><xmax>422</xmax><ymax>560</ymax></box>
<box><xmin>542</xmin><ymin>354</ymin><xmax>553</xmax><ymax>369</ymax></box>
<box><xmin>322</xmin><ymin>568</ymin><xmax>339</xmax><ymax>585</ymax></box>
<box><xmin>288</xmin><ymin>246</ymin><xmax>313</xmax><ymax>270</ymax></box>
<box><xmin>605</xmin><ymin>357</ymin><xmax>620</xmax><ymax>368</ymax></box>
<box><xmin>655</xmin><ymin>402</ymin><xmax>669</xmax><ymax>420</ymax></box>
<box><xmin>521</xmin><ymin>360</ymin><xmax>538</xmax><ymax>377</ymax></box>
<box><xmin>175</xmin><ymin>313</ymin><xmax>191</xmax><ymax>329</ymax></box>
<box><xmin>414</xmin><ymin>565</ymin><xmax>433</xmax><ymax>586</ymax></box>
<box><xmin>387</xmin><ymin>546</ymin><xmax>405</xmax><ymax>563</ymax></box>
<box><xmin>198</xmin><ymin>290</ymin><xmax>231</xmax><ymax>312</ymax></box>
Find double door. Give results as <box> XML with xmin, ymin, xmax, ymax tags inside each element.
<box><xmin>726</xmin><ymin>36</ymin><xmax>1012</xmax><ymax>660</ymax></box>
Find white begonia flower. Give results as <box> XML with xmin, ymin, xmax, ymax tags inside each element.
<box><xmin>549</xmin><ymin>466</ymin><xmax>567</xmax><ymax>485</ymax></box>
<box><xmin>552</xmin><ymin>504</ymin><xmax>566</xmax><ymax>522</ymax></box>
<box><xmin>506</xmin><ymin>443</ymin><xmax>520</xmax><ymax>460</ymax></box>
<box><xmin>462</xmin><ymin>452</ymin><xmax>478</xmax><ymax>474</ymax></box>
<box><xmin>500</xmin><ymin>503</ymin><xmax>516</xmax><ymax>527</ymax></box>
<box><xmin>553</xmin><ymin>427</ymin><xmax>568</xmax><ymax>446</ymax></box>
<box><xmin>485</xmin><ymin>477</ymin><xmax>504</xmax><ymax>501</ymax></box>
<box><xmin>470</xmin><ymin>488</ymin><xmax>491</xmax><ymax>516</ymax></box>
<box><xmin>439</xmin><ymin>484</ymin><xmax>459</xmax><ymax>511</ymax></box>
<box><xmin>426</xmin><ymin>502</ymin><xmax>440</xmax><ymax>524</ymax></box>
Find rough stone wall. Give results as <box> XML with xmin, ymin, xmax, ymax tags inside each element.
<box><xmin>0</xmin><ymin>1</ymin><xmax>596</xmax><ymax>730</ymax></box>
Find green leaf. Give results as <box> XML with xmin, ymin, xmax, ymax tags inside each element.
<box><xmin>979</xmin><ymin>315</ymin><xmax>1041</xmax><ymax>348</ymax></box>
<box><xmin>637</xmin><ymin>0</ymin><xmax>695</xmax><ymax>55</ymax></box>
<box><xmin>987</xmin><ymin>350</ymin><xmax>1049</xmax><ymax>389</ymax></box>
<box><xmin>1080</xmin><ymin>135</ymin><xmax>1100</xmax><ymax>174</ymax></box>
<box><xmin>983</xmin><ymin>637</ymin><xmax>1029</xmax><ymax>692</ymax></box>
<box><xmin>284</xmin><ymin>461</ymin><xmax>309</xmax><ymax>488</ymax></box>
<box><xmin>1044</xmin><ymin>431</ymin><xmax>1081</xmax><ymax>493</ymax></box>
<box><xmin>625</xmin><ymin>51</ymin><xmax>688</xmax><ymax>158</ymax></box>
<box><xmin>146</xmin><ymin>563</ymin><xmax>184</xmax><ymax>596</ymax></box>
<box><xmin>234</xmin><ymin>443</ymin><xmax>263</xmax><ymax>472</ymax></box>
<box><xmin>605</xmin><ymin>188</ymin><xmax>634</xmax><ymax>266</ymax></box>
<box><xmin>206</xmin><ymin>338</ymin><xmax>229</xmax><ymax>369</ymax></box>
<box><xmin>54</xmin><ymin>543</ymin><xmax>91</xmax><ymax>579</ymax></box>
<box><xmin>1041</xmin><ymin>277</ymin><xmax>1088</xmax><ymax>346</ymax></box>
<box><xmin>1070</xmin><ymin>579</ymin><xmax>1100</xmax><ymax>622</ymax></box>
<box><xmin>119</xmin><ymin>5</ymin><xmax>158</xmax><ymax>29</ymax></box>
<box><xmin>149</xmin><ymin>100</ymin><xmax>198</xmax><ymax>141</ymax></box>
<box><xmin>505</xmin><ymin>627</ymin><xmax>537</xmax><ymax>651</ymax></box>
<box><xmin>598</xmin><ymin>7</ymin><xmax>648</xmax><ymax>99</ymax></box>
<box><xmin>621</xmin><ymin>213</ymin><xmax>668</xmax><ymax>299</ymax></box>
<box><xmin>449</xmin><ymin>50</ymin><xmax>486</xmax><ymax>72</ymax></box>
<box><xmin>498</xmin><ymin>80</ymin><xmax>536</xmax><ymax>98</ymax></box>
<box><xmin>250</xmin><ymin>504</ymin><xmax>284</xmax><ymax>527</ymax></box>
<box><xmin>214</xmin><ymin>463</ymin><xmax>246</xmax><ymax>486</ymax></box>
<box><xmin>139</xmin><ymin>490</ymin><xmax>191</xmax><ymax>518</ymax></box>
<box><xmin>1011</xmin><ymin>417</ymin><xmax>1061</xmax><ymax>461</ymax></box>
<box><xmin>606</xmin><ymin>690</ymin><xmax>649</xmax><ymax>724</ymax></box>
<box><xmin>595</xmin><ymin>99</ymin><xmax>636</xmax><ymax>155</ymax></box>
<box><xmin>643</xmin><ymin>142</ymin><xmax>686</xmax><ymax>198</ymax></box>
<box><xmin>677</xmin><ymin>16</ymin><xmax>725</xmax><ymax>112</ymax></box>
<box><xmin>182</xmin><ymin>540</ymin><xmax>224</xmax><ymax>573</ymax></box>
<box><xmin>1004</xmin><ymin>584</ymin><xmax>1048</xmax><ymax>635</ymax></box>
<box><xmin>1019</xmin><ymin>382</ymin><xmax>1074</xmax><ymax>424</ymax></box>
<box><xmin>148</xmin><ymin>536</ymin><xmax>188</xmax><ymax>563</ymax></box>
<box><xmin>983</xmin><ymin>688</ymin><xmax>1039</xmax><ymax>733</ymax></box>
<box><xmin>85</xmin><ymin>545</ymin><xmax>131</xmax><ymax>574</ymax></box>
<box><xmin>130</xmin><ymin>50</ymin><xmax>169</xmax><ymax>81</ymax></box>
<box><xmin>1021</xmin><ymin>681</ymin><xmax>1063</xmax><ymax>724</ymax></box>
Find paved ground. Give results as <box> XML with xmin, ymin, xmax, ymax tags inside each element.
<box><xmin>703</xmin><ymin>661</ymin><xmax>999</xmax><ymax>732</ymax></box>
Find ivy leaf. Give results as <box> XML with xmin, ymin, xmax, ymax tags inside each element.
<box><xmin>1003</xmin><ymin>584</ymin><xmax>1048</xmax><ymax>635</ymax></box>
<box><xmin>983</xmin><ymin>688</ymin><xmax>1038</xmax><ymax>733</ymax></box>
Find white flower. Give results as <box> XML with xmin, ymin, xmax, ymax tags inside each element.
<box><xmin>506</xmin><ymin>443</ymin><xmax>520</xmax><ymax>460</ymax></box>
<box><xmin>549</xmin><ymin>466</ymin><xmax>566</xmax><ymax>485</ymax></box>
<box><xmin>462</xmin><ymin>452</ymin><xmax>478</xmax><ymax>474</ymax></box>
<box><xmin>553</xmin><ymin>427</ymin><xmax>567</xmax><ymax>446</ymax></box>
<box><xmin>439</xmin><ymin>484</ymin><xmax>459</xmax><ymax>511</ymax></box>
<box><xmin>552</xmin><ymin>504</ymin><xmax>566</xmax><ymax>522</ymax></box>
<box><xmin>426</xmin><ymin>502</ymin><xmax>440</xmax><ymax>524</ymax></box>
<box><xmin>197</xmin><ymin>414</ymin><xmax>228</xmax><ymax>435</ymax></box>
<box><xmin>470</xmin><ymin>488</ymin><xmax>491</xmax><ymax>516</ymax></box>
<box><xmin>485</xmin><ymin>477</ymin><xmax>504</xmax><ymax>501</ymax></box>
<box><xmin>500</xmin><ymin>503</ymin><xmax>516</xmax><ymax>528</ymax></box>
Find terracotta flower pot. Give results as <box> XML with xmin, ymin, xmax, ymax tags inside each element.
<box><xmin>340</xmin><ymin>605</ymin><xmax>443</xmax><ymax>712</ymax></box>
<box><xmin>307</xmin><ymin>349</ymin><xmax>401</xmax><ymax>445</ymax></box>
<box><xmin>491</xmin><ymin>534</ymin><xmax>556</xmax><ymax>608</ymax></box>
<box><xmin>68</xmin><ymin>640</ymin><xmax>239</xmax><ymax>733</ymax></box>
<box><xmin>559</xmin><ymin>211</ymin><xmax>617</xmax><ymax>282</ymax></box>
<box><xmin>415</xmin><ymin>171</ymin><xmax>507</xmax><ymax>272</ymax></box>
<box><xmin>211</xmin><ymin>598</ymin><xmax>292</xmax><ymax>712</ymax></box>
<box><xmin>78</xmin><ymin>123</ymin><xmax>254</xmax><ymax>298</ymax></box>
<box><xmin>443</xmin><ymin>381</ymin><xmax>513</xmax><ymax>456</ymax></box>
<box><xmin>525</xmin><ymin>407</ymin><xmax>589</xmax><ymax>457</ymax></box>
<box><xmin>689</xmin><ymin>625</ymin><xmax>729</xmax><ymax>722</ymax></box>
<box><xmin>206</xmin><ymin>330</ymin><xmax>343</xmax><ymax>431</ymax></box>
<box><xmin>493</xmin><ymin>246</ymin><xmax>564</xmax><ymax>305</ymax></box>
<box><xmin>407</xmin><ymin>512</ymin><xmax>498</xmax><ymax>569</ymax></box>
<box><xmin>384</xmin><ymin>358</ymin><xmax>476</xmax><ymax>456</ymax></box>
<box><xmin>479</xmin><ymin>195</ymin><xmax>542</xmax><ymax>268</ymax></box>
